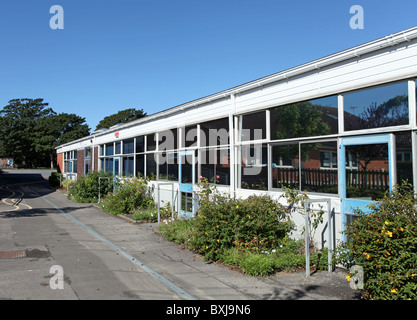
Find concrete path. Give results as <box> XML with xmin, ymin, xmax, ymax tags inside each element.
<box><xmin>0</xmin><ymin>169</ymin><xmax>359</xmax><ymax>301</ymax></box>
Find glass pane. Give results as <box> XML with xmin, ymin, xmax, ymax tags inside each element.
<box><xmin>184</xmin><ymin>125</ymin><xmax>198</xmax><ymax>148</ymax></box>
<box><xmin>345</xmin><ymin>144</ymin><xmax>389</xmax><ymax>200</ymax></box>
<box><xmin>115</xmin><ymin>141</ymin><xmax>121</xmax><ymax>155</ymax></box>
<box><xmin>200</xmin><ymin>148</ymin><xmax>230</xmax><ymax>185</ymax></box>
<box><xmin>106</xmin><ymin>144</ymin><xmax>114</xmax><ymax>156</ymax></box>
<box><xmin>301</xmin><ymin>141</ymin><xmax>338</xmax><ymax>194</ymax></box>
<box><xmin>241</xmin><ymin>111</ymin><xmax>266</xmax><ymax>141</ymax></box>
<box><xmin>159</xmin><ymin>129</ymin><xmax>177</xmax><ymax>151</ymax></box>
<box><xmin>271</xmin><ymin>144</ymin><xmax>299</xmax><ymax>189</ymax></box>
<box><xmin>135</xmin><ymin>154</ymin><xmax>145</xmax><ymax>177</ymax></box>
<box><xmin>240</xmin><ymin>144</ymin><xmax>267</xmax><ymax>190</ymax></box>
<box><xmin>344</xmin><ymin>82</ymin><xmax>408</xmax><ymax>131</ymax></box>
<box><xmin>114</xmin><ymin>158</ymin><xmax>120</xmax><ymax>176</ymax></box>
<box><xmin>181</xmin><ymin>192</ymin><xmax>193</xmax><ymax>213</ymax></box>
<box><xmin>396</xmin><ymin>131</ymin><xmax>413</xmax><ymax>187</ymax></box>
<box><xmin>147</xmin><ymin>134</ymin><xmax>156</xmax><ymax>151</ymax></box>
<box><xmin>135</xmin><ymin>136</ymin><xmax>144</xmax><ymax>153</ymax></box>
<box><xmin>123</xmin><ymin>157</ymin><xmax>134</xmax><ymax>176</ymax></box>
<box><xmin>270</xmin><ymin>95</ymin><xmax>338</xmax><ymax>140</ymax></box>
<box><xmin>200</xmin><ymin>118</ymin><xmax>229</xmax><ymax>146</ymax></box>
<box><xmin>146</xmin><ymin>154</ymin><xmax>157</xmax><ymax>180</ymax></box>
<box><xmin>123</xmin><ymin>139</ymin><xmax>134</xmax><ymax>154</ymax></box>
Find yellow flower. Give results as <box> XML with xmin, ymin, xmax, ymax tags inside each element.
<box><xmin>363</xmin><ymin>252</ymin><xmax>371</xmax><ymax>259</ymax></box>
<box><xmin>399</xmin><ymin>227</ymin><xmax>404</xmax><ymax>231</ymax></box>
<box><xmin>236</xmin><ymin>205</ymin><xmax>239</xmax><ymax>209</ymax></box>
<box><xmin>391</xmin><ymin>288</ymin><xmax>397</xmax><ymax>293</ymax></box>
<box><xmin>385</xmin><ymin>221</ymin><xmax>390</xmax><ymax>225</ymax></box>
<box><xmin>248</xmin><ymin>215</ymin><xmax>251</xmax><ymax>219</ymax></box>
<box><xmin>346</xmin><ymin>275</ymin><xmax>351</xmax><ymax>282</ymax></box>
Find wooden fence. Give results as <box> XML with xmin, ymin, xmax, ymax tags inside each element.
<box><xmin>273</xmin><ymin>167</ymin><xmax>389</xmax><ymax>191</ymax></box>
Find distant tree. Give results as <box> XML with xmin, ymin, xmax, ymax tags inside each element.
<box><xmin>34</xmin><ymin>113</ymin><xmax>90</xmax><ymax>168</ymax></box>
<box><xmin>95</xmin><ymin>108</ymin><xmax>147</xmax><ymax>131</ymax></box>
<box><xmin>0</xmin><ymin>99</ymin><xmax>55</xmax><ymax>167</ymax></box>
<box><xmin>0</xmin><ymin>98</ymin><xmax>90</xmax><ymax>168</ymax></box>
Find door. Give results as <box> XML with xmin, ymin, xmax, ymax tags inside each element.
<box><xmin>113</xmin><ymin>157</ymin><xmax>121</xmax><ymax>176</ymax></box>
<box><xmin>178</xmin><ymin>151</ymin><xmax>196</xmax><ymax>218</ymax></box>
<box><xmin>339</xmin><ymin>133</ymin><xmax>396</xmax><ymax>241</ymax></box>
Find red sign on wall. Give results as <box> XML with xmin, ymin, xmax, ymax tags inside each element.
<box><xmin>115</xmin><ymin>131</ymin><xmax>119</xmax><ymax>138</ymax></box>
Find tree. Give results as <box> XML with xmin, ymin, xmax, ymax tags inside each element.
<box><xmin>0</xmin><ymin>98</ymin><xmax>90</xmax><ymax>168</ymax></box>
<box><xmin>34</xmin><ymin>113</ymin><xmax>90</xmax><ymax>168</ymax></box>
<box><xmin>95</xmin><ymin>108</ymin><xmax>146</xmax><ymax>131</ymax></box>
<box><xmin>0</xmin><ymin>99</ymin><xmax>55</xmax><ymax>167</ymax></box>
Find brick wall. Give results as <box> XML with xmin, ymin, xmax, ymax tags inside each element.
<box><xmin>57</xmin><ymin>153</ymin><xmax>63</xmax><ymax>173</ymax></box>
<box><xmin>77</xmin><ymin>150</ymin><xmax>84</xmax><ymax>176</ymax></box>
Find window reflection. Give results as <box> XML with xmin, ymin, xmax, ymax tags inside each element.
<box><xmin>270</xmin><ymin>96</ymin><xmax>338</xmax><ymax>140</ymax></box>
<box><xmin>301</xmin><ymin>142</ymin><xmax>338</xmax><ymax>194</ymax></box>
<box><xmin>241</xmin><ymin>111</ymin><xmax>266</xmax><ymax>141</ymax></box>
<box><xmin>344</xmin><ymin>82</ymin><xmax>409</xmax><ymax>131</ymax></box>
<box><xmin>241</xmin><ymin>144</ymin><xmax>268</xmax><ymax>190</ymax></box>
<box><xmin>271</xmin><ymin>144</ymin><xmax>299</xmax><ymax>189</ymax></box>
<box><xmin>345</xmin><ymin>144</ymin><xmax>388</xmax><ymax>200</ymax></box>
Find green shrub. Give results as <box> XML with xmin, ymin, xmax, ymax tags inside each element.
<box><xmin>337</xmin><ymin>182</ymin><xmax>417</xmax><ymax>300</ymax></box>
<box><xmin>68</xmin><ymin>171</ymin><xmax>113</xmax><ymax>203</ymax></box>
<box><xmin>49</xmin><ymin>172</ymin><xmax>63</xmax><ymax>188</ymax></box>
<box><xmin>100</xmin><ymin>176</ymin><xmax>154</xmax><ymax>215</ymax></box>
<box><xmin>189</xmin><ymin>179</ymin><xmax>294</xmax><ymax>261</ymax></box>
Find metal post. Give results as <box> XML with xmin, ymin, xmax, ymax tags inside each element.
<box><xmin>305</xmin><ymin>199</ymin><xmax>332</xmax><ymax>276</ymax></box>
<box><xmin>328</xmin><ymin>203</ymin><xmax>333</xmax><ymax>273</ymax></box>
<box><xmin>305</xmin><ymin>204</ymin><xmax>310</xmax><ymax>277</ymax></box>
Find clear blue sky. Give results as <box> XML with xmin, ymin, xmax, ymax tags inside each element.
<box><xmin>1</xmin><ymin>0</ymin><xmax>416</xmax><ymax>131</ymax></box>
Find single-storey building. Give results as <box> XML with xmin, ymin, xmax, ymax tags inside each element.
<box><xmin>56</xmin><ymin>26</ymin><xmax>417</xmax><ymax>247</ymax></box>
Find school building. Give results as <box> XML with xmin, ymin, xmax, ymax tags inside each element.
<box><xmin>56</xmin><ymin>26</ymin><xmax>417</xmax><ymax>247</ymax></box>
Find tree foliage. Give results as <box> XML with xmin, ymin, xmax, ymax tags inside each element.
<box><xmin>0</xmin><ymin>98</ymin><xmax>90</xmax><ymax>168</ymax></box>
<box><xmin>95</xmin><ymin>108</ymin><xmax>146</xmax><ymax>131</ymax></box>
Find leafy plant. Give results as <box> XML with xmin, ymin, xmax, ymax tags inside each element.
<box><xmin>100</xmin><ymin>176</ymin><xmax>154</xmax><ymax>215</ymax></box>
<box><xmin>337</xmin><ymin>182</ymin><xmax>417</xmax><ymax>300</ymax></box>
<box><xmin>68</xmin><ymin>171</ymin><xmax>113</xmax><ymax>203</ymax></box>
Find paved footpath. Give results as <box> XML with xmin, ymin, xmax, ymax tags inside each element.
<box><xmin>0</xmin><ymin>169</ymin><xmax>360</xmax><ymax>301</ymax></box>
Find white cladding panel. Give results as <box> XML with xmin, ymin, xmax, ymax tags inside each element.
<box><xmin>57</xmin><ymin>36</ymin><xmax>417</xmax><ymax>152</ymax></box>
<box><xmin>234</xmin><ymin>41</ymin><xmax>417</xmax><ymax>114</ymax></box>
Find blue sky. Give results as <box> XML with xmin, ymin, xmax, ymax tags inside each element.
<box><xmin>1</xmin><ymin>0</ymin><xmax>416</xmax><ymax>131</ymax></box>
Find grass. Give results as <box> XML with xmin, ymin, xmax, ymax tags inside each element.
<box><xmin>157</xmin><ymin>218</ymin><xmax>330</xmax><ymax>277</ymax></box>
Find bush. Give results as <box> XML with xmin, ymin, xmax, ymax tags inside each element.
<box><xmin>49</xmin><ymin>172</ymin><xmax>63</xmax><ymax>188</ymax></box>
<box><xmin>100</xmin><ymin>176</ymin><xmax>154</xmax><ymax>215</ymax></box>
<box><xmin>68</xmin><ymin>171</ymin><xmax>113</xmax><ymax>203</ymax></box>
<box><xmin>337</xmin><ymin>182</ymin><xmax>417</xmax><ymax>300</ymax></box>
<box><xmin>189</xmin><ymin>179</ymin><xmax>294</xmax><ymax>261</ymax></box>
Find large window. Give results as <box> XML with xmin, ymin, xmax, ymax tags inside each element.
<box><xmin>270</xmin><ymin>95</ymin><xmax>338</xmax><ymax>141</ymax></box>
<box><xmin>343</xmin><ymin>81</ymin><xmax>409</xmax><ymax>131</ymax></box>
<box><xmin>270</xmin><ymin>141</ymin><xmax>338</xmax><ymax>194</ymax></box>
<box><xmin>158</xmin><ymin>152</ymin><xmax>178</xmax><ymax>181</ymax></box>
<box><xmin>136</xmin><ymin>136</ymin><xmax>144</xmax><ymax>153</ymax></box>
<box><xmin>271</xmin><ymin>143</ymin><xmax>299</xmax><ymax>189</ymax></box>
<box><xmin>159</xmin><ymin>129</ymin><xmax>178</xmax><ymax>151</ymax></box>
<box><xmin>146</xmin><ymin>154</ymin><xmax>157</xmax><ymax>180</ymax></box>
<box><xmin>123</xmin><ymin>157</ymin><xmax>134</xmax><ymax>176</ymax></box>
<box><xmin>123</xmin><ymin>139</ymin><xmax>134</xmax><ymax>154</ymax></box>
<box><xmin>241</xmin><ymin>111</ymin><xmax>266</xmax><ymax>141</ymax></box>
<box><xmin>200</xmin><ymin>118</ymin><xmax>229</xmax><ymax>147</ymax></box>
<box><xmin>300</xmin><ymin>141</ymin><xmax>338</xmax><ymax>194</ymax></box>
<box><xmin>240</xmin><ymin>144</ymin><xmax>268</xmax><ymax>190</ymax></box>
<box><xmin>200</xmin><ymin>148</ymin><xmax>230</xmax><ymax>185</ymax></box>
